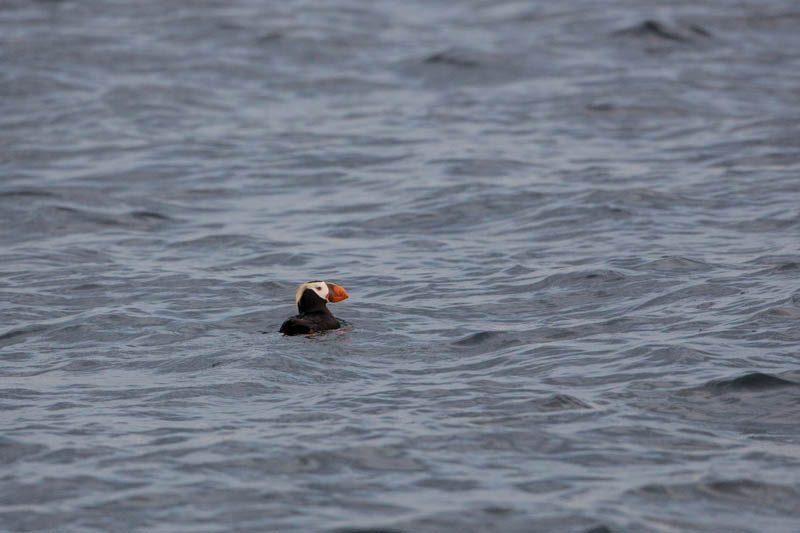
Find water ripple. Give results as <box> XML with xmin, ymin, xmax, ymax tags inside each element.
<box><xmin>2</xmin><ymin>0</ymin><xmax>800</xmax><ymax>531</ymax></box>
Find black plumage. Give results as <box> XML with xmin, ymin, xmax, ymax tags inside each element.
<box><xmin>279</xmin><ymin>281</ymin><xmax>348</xmax><ymax>336</ymax></box>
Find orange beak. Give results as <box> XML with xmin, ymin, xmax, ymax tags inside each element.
<box><xmin>327</xmin><ymin>284</ymin><xmax>349</xmax><ymax>303</ymax></box>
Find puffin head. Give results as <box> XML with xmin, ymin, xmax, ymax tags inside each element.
<box><xmin>295</xmin><ymin>281</ymin><xmax>348</xmax><ymax>313</ymax></box>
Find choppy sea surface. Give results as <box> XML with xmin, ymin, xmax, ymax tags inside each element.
<box><xmin>2</xmin><ymin>0</ymin><xmax>800</xmax><ymax>531</ymax></box>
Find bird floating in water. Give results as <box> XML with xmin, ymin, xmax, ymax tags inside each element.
<box><xmin>279</xmin><ymin>281</ymin><xmax>349</xmax><ymax>335</ymax></box>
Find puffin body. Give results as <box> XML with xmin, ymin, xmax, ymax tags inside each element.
<box><xmin>279</xmin><ymin>281</ymin><xmax>349</xmax><ymax>336</ymax></box>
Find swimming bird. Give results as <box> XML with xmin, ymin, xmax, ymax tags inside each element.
<box><xmin>279</xmin><ymin>281</ymin><xmax>349</xmax><ymax>335</ymax></box>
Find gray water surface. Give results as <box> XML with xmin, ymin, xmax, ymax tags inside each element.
<box><xmin>2</xmin><ymin>0</ymin><xmax>800</xmax><ymax>531</ymax></box>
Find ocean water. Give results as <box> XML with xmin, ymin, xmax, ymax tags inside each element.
<box><xmin>2</xmin><ymin>0</ymin><xmax>800</xmax><ymax>531</ymax></box>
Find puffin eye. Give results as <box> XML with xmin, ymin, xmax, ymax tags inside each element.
<box><xmin>316</xmin><ymin>286</ymin><xmax>322</xmax><ymax>290</ymax></box>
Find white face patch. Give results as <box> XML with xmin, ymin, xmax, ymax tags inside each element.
<box><xmin>295</xmin><ymin>281</ymin><xmax>329</xmax><ymax>306</ymax></box>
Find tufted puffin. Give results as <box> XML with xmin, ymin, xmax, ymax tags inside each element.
<box><xmin>279</xmin><ymin>281</ymin><xmax>349</xmax><ymax>335</ymax></box>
